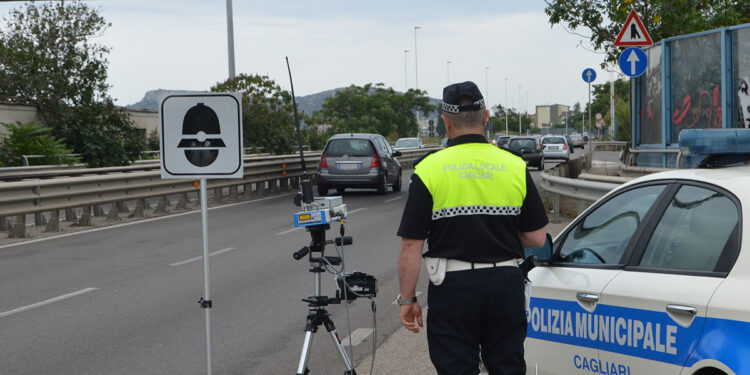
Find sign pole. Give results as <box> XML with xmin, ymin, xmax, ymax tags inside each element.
<box><xmin>588</xmin><ymin>81</ymin><xmax>592</xmax><ymax>139</ymax></box>
<box><xmin>200</xmin><ymin>178</ymin><xmax>213</xmax><ymax>375</ymax></box>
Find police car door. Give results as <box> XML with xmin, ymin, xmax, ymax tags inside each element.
<box><xmin>526</xmin><ymin>183</ymin><xmax>670</xmax><ymax>375</ymax></box>
<box><xmin>597</xmin><ymin>182</ymin><xmax>740</xmax><ymax>374</ymax></box>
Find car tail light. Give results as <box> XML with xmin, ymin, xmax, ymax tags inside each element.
<box><xmin>563</xmin><ymin>143</ymin><xmax>568</xmax><ymax>150</ymax></box>
<box><xmin>371</xmin><ymin>152</ymin><xmax>381</xmax><ymax>168</ymax></box>
<box><xmin>319</xmin><ymin>154</ymin><xmax>328</xmax><ymax>168</ymax></box>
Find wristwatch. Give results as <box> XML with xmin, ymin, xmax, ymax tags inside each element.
<box><xmin>397</xmin><ymin>295</ymin><xmax>418</xmax><ymax>305</ymax></box>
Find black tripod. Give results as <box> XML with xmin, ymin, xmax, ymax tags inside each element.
<box><xmin>293</xmin><ymin>224</ymin><xmax>357</xmax><ymax>375</ymax></box>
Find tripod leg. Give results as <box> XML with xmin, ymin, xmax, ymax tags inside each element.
<box><xmin>296</xmin><ymin>330</ymin><xmax>314</xmax><ymax>375</ymax></box>
<box><xmin>324</xmin><ymin>319</ymin><xmax>357</xmax><ymax>374</ymax></box>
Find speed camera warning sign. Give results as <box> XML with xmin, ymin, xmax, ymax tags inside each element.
<box><xmin>160</xmin><ymin>93</ymin><xmax>243</xmax><ymax>179</ymax></box>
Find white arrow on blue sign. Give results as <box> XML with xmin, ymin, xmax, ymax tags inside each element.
<box><xmin>582</xmin><ymin>68</ymin><xmax>597</xmax><ymax>83</ymax></box>
<box><xmin>618</xmin><ymin>47</ymin><xmax>648</xmax><ymax>77</ymax></box>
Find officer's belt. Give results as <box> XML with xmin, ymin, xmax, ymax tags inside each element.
<box><xmin>445</xmin><ymin>258</ymin><xmax>520</xmax><ymax>272</ymax></box>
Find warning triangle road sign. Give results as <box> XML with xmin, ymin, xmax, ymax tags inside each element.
<box><xmin>614</xmin><ymin>10</ymin><xmax>653</xmax><ymax>47</ymax></box>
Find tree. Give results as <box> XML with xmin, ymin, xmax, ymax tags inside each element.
<box><xmin>435</xmin><ymin>103</ymin><xmax>446</xmax><ymax>138</ymax></box>
<box><xmin>545</xmin><ymin>0</ymin><xmax>750</xmax><ymax>67</ymax></box>
<box><xmin>311</xmin><ymin>83</ymin><xmax>432</xmax><ymax>138</ymax></box>
<box><xmin>588</xmin><ymin>79</ymin><xmax>631</xmax><ymax>140</ymax></box>
<box><xmin>211</xmin><ymin>74</ymin><xmax>297</xmax><ymax>154</ymax></box>
<box><xmin>0</xmin><ymin>121</ymin><xmax>79</xmax><ymax>167</ymax></box>
<box><xmin>0</xmin><ymin>1</ymin><xmax>144</xmax><ymax>166</ymax></box>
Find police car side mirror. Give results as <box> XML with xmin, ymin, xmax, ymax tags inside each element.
<box><xmin>393</xmin><ymin>150</ymin><xmax>402</xmax><ymax>157</ymax></box>
<box><xmin>524</xmin><ymin>233</ymin><xmax>553</xmax><ymax>263</ymax></box>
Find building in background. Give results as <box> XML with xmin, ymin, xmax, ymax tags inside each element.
<box><xmin>535</xmin><ymin>104</ymin><xmax>570</xmax><ymax>128</ymax></box>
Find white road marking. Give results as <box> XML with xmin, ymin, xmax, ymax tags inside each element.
<box><xmin>0</xmin><ymin>288</ymin><xmax>98</xmax><ymax>319</ymax></box>
<box><xmin>276</xmin><ymin>227</ymin><xmax>303</xmax><ymax>235</ymax></box>
<box><xmin>170</xmin><ymin>247</ymin><xmax>237</xmax><ymax>266</ymax></box>
<box><xmin>347</xmin><ymin>207</ymin><xmax>367</xmax><ymax>214</ymax></box>
<box><xmin>0</xmin><ymin>193</ymin><xmax>296</xmax><ymax>250</ymax></box>
<box><xmin>340</xmin><ymin>328</ymin><xmax>374</xmax><ymax>347</ymax></box>
<box><xmin>392</xmin><ymin>291</ymin><xmax>423</xmax><ymax>305</ymax></box>
<box><xmin>384</xmin><ymin>196</ymin><xmax>403</xmax><ymax>203</ymax></box>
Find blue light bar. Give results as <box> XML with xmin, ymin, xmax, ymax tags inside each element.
<box><xmin>678</xmin><ymin>129</ymin><xmax>750</xmax><ymax>156</ymax></box>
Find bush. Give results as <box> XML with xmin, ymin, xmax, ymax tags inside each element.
<box><xmin>0</xmin><ymin>121</ymin><xmax>80</xmax><ymax>166</ymax></box>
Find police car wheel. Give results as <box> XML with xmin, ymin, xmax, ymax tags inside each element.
<box><xmin>336</xmin><ymin>187</ymin><xmax>345</xmax><ymax>194</ymax></box>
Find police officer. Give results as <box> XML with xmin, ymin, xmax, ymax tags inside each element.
<box><xmin>396</xmin><ymin>81</ymin><xmax>548</xmax><ymax>375</ymax></box>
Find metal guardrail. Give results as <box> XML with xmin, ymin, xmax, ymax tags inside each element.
<box><xmin>540</xmin><ymin>143</ymin><xmax>624</xmax><ymax>223</ymax></box>
<box><xmin>0</xmin><ymin>147</ymin><xmax>437</xmax><ymax>238</ymax></box>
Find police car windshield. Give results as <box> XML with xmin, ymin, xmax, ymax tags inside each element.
<box><xmin>324</xmin><ymin>139</ymin><xmax>375</xmax><ymax>157</ymax></box>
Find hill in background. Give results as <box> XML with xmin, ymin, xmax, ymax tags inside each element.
<box><xmin>126</xmin><ymin>88</ymin><xmax>441</xmax><ymax>118</ymax></box>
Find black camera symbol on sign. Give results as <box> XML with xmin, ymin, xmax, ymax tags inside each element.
<box><xmin>176</xmin><ymin>103</ymin><xmax>227</xmax><ymax>167</ymax></box>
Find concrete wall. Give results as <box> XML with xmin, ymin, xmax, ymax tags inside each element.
<box><xmin>0</xmin><ymin>102</ymin><xmax>157</xmax><ymax>140</ymax></box>
<box><xmin>0</xmin><ymin>102</ymin><xmax>43</xmax><ymax>136</ymax></box>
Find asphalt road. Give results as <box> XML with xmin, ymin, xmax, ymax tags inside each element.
<box><xmin>1</xmin><ymin>184</ymin><xmax>423</xmax><ymax>374</ymax></box>
<box><xmin>0</xmin><ymin>144</ymin><xmax>594</xmax><ymax>375</ymax></box>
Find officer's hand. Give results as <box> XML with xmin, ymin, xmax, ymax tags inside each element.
<box><xmin>399</xmin><ymin>303</ymin><xmax>423</xmax><ymax>333</ymax></box>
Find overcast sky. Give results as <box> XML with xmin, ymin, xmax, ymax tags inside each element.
<box><xmin>1</xmin><ymin>0</ymin><xmax>622</xmax><ymax>111</ymax></box>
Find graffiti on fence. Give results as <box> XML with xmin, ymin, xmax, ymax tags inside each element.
<box><xmin>672</xmin><ymin>85</ymin><xmax>722</xmax><ymax>131</ymax></box>
<box><xmin>738</xmin><ymin>77</ymin><xmax>750</xmax><ymax>128</ymax></box>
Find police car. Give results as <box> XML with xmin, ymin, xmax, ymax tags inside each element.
<box><xmin>524</xmin><ymin>129</ymin><xmax>750</xmax><ymax>375</ymax></box>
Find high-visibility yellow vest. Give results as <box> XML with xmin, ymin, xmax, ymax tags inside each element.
<box><xmin>415</xmin><ymin>142</ymin><xmax>527</xmax><ymax>219</ymax></box>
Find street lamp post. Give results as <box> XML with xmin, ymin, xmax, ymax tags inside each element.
<box><xmin>485</xmin><ymin>67</ymin><xmax>490</xmax><ymax>137</ymax></box>
<box><xmin>446</xmin><ymin>61</ymin><xmax>451</xmax><ymax>85</ymax></box>
<box><xmin>518</xmin><ymin>85</ymin><xmax>522</xmax><ymax>134</ymax></box>
<box><xmin>226</xmin><ymin>0</ymin><xmax>236</xmax><ymax>79</ymax></box>
<box><xmin>404</xmin><ymin>49</ymin><xmax>410</xmax><ymax>91</ymax></box>
<box><xmin>414</xmin><ymin>26</ymin><xmax>421</xmax><ymax>90</ymax></box>
<box><xmin>504</xmin><ymin>78</ymin><xmax>508</xmax><ymax>135</ymax></box>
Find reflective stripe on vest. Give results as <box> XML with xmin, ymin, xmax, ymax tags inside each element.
<box><xmin>414</xmin><ymin>142</ymin><xmax>527</xmax><ymax>218</ymax></box>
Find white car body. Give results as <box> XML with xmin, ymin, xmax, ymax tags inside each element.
<box><xmin>526</xmin><ymin>164</ymin><xmax>750</xmax><ymax>375</ymax></box>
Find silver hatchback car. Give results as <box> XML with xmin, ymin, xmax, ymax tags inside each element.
<box><xmin>540</xmin><ymin>135</ymin><xmax>570</xmax><ymax>160</ymax></box>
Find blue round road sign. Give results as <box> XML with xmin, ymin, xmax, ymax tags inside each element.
<box><xmin>618</xmin><ymin>47</ymin><xmax>648</xmax><ymax>77</ymax></box>
<box><xmin>582</xmin><ymin>68</ymin><xmax>597</xmax><ymax>83</ymax></box>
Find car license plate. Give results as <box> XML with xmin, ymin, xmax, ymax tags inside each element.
<box><xmin>337</xmin><ymin>163</ymin><xmax>360</xmax><ymax>170</ymax></box>
<box><xmin>549</xmin><ymin>146</ymin><xmax>559</xmax><ymax>150</ymax></box>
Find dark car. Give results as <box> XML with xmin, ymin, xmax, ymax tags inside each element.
<box><xmin>507</xmin><ymin>137</ymin><xmax>544</xmax><ymax>170</ymax></box>
<box><xmin>496</xmin><ymin>135</ymin><xmax>512</xmax><ymax>149</ymax></box>
<box><xmin>564</xmin><ymin>135</ymin><xmax>575</xmax><ymax>153</ymax></box>
<box><xmin>316</xmin><ymin>133</ymin><xmax>402</xmax><ymax>195</ymax></box>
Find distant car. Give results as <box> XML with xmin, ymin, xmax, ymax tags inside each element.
<box><xmin>316</xmin><ymin>133</ymin><xmax>402</xmax><ymax>195</ymax></box>
<box><xmin>440</xmin><ymin>137</ymin><xmax>449</xmax><ymax>147</ymax></box>
<box><xmin>493</xmin><ymin>133</ymin><xmax>508</xmax><ymax>145</ymax></box>
<box><xmin>540</xmin><ymin>135</ymin><xmax>570</xmax><ymax>160</ymax></box>
<box><xmin>496</xmin><ymin>135</ymin><xmax>512</xmax><ymax>149</ymax></box>
<box><xmin>570</xmin><ymin>133</ymin><xmax>585</xmax><ymax>148</ymax></box>
<box><xmin>507</xmin><ymin>136</ymin><xmax>544</xmax><ymax>170</ymax></box>
<box><xmin>393</xmin><ymin>137</ymin><xmax>424</xmax><ymax>151</ymax></box>
<box><xmin>564</xmin><ymin>135</ymin><xmax>575</xmax><ymax>153</ymax></box>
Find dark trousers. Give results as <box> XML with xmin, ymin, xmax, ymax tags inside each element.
<box><xmin>427</xmin><ymin>266</ymin><xmax>526</xmax><ymax>375</ymax></box>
